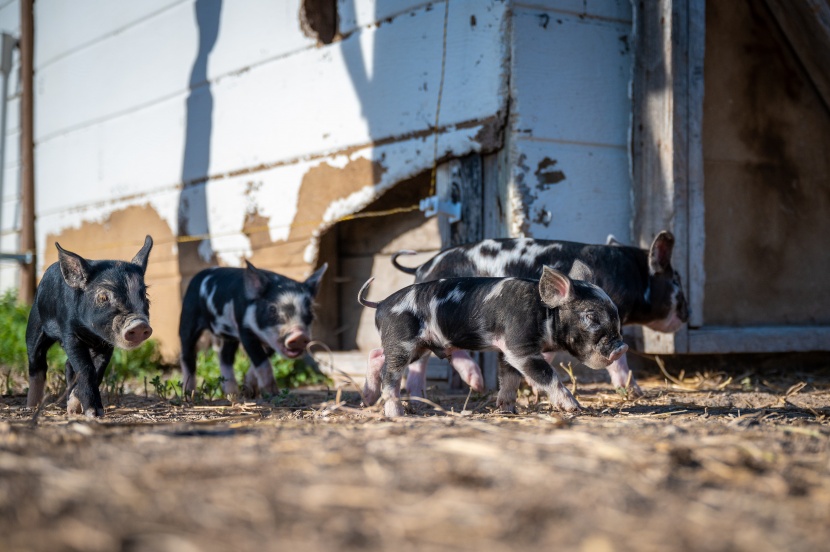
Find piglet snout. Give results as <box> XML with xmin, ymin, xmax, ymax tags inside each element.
<box><xmin>607</xmin><ymin>343</ymin><xmax>628</xmax><ymax>362</ymax></box>
<box><xmin>284</xmin><ymin>331</ymin><xmax>310</xmax><ymax>354</ymax></box>
<box><xmin>123</xmin><ymin>320</ymin><xmax>153</xmax><ymax>345</ymax></box>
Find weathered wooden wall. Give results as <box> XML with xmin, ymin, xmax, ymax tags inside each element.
<box><xmin>703</xmin><ymin>0</ymin><xmax>830</xmax><ymax>326</ymax></box>
<box><xmin>29</xmin><ymin>0</ymin><xmax>510</xmax><ymax>357</ymax></box>
<box><xmin>506</xmin><ymin>0</ymin><xmax>634</xmax><ymax>244</ymax></box>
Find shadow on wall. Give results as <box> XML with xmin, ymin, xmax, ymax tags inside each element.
<box><xmin>177</xmin><ymin>0</ymin><xmax>222</xmax><ymax>295</ymax></box>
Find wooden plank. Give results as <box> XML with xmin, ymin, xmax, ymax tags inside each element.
<box><xmin>482</xmin><ymin>150</ymin><xmax>508</xmax><ymax>240</ymax></box>
<box><xmin>436</xmin><ymin>154</ymin><xmax>484</xmax><ymax>247</ymax></box>
<box><xmin>764</xmin><ymin>0</ymin><xmax>830</xmax><ymax>114</ymax></box>
<box><xmin>436</xmin><ymin>153</ymin><xmax>484</xmax><ymax>389</ymax></box>
<box><xmin>687</xmin><ymin>0</ymin><xmax>706</xmax><ymax>329</ymax></box>
<box><xmin>687</xmin><ymin>326</ymin><xmax>830</xmax><ymax>354</ymax></box>
<box><xmin>631</xmin><ymin>0</ymin><xmax>706</xmax><ymax>353</ymax></box>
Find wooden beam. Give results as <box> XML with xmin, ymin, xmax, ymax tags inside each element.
<box><xmin>764</xmin><ymin>0</ymin><xmax>830</xmax><ymax>114</ymax></box>
<box><xmin>630</xmin><ymin>0</ymin><xmax>706</xmax><ymax>353</ymax></box>
<box><xmin>436</xmin><ymin>153</ymin><xmax>484</xmax><ymax>248</ymax></box>
<box><xmin>687</xmin><ymin>326</ymin><xmax>830</xmax><ymax>354</ymax></box>
<box><xmin>19</xmin><ymin>0</ymin><xmax>35</xmax><ymax>304</ymax></box>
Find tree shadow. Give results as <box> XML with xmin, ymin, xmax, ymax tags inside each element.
<box><xmin>177</xmin><ymin>0</ymin><xmax>222</xmax><ymax>295</ymax></box>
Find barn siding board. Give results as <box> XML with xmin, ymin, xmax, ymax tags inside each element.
<box><xmin>508</xmin><ymin>5</ymin><xmax>633</xmax><ymax>243</ymax></box>
<box><xmin>511</xmin><ymin>8</ymin><xmax>632</xmax><ymax>147</ymax></box>
<box><xmin>337</xmin><ymin>0</ymin><xmax>434</xmax><ymax>36</ymax></box>
<box><xmin>630</xmin><ymin>0</ymin><xmax>706</xmax><ymax>354</ymax></box>
<box><xmin>0</xmin><ymin>0</ymin><xmax>19</xmax><ymax>30</ymax></box>
<box><xmin>514</xmin><ymin>0</ymin><xmax>632</xmax><ymax>23</ymax></box>
<box><xmin>34</xmin><ymin>0</ymin><xmax>184</xmax><ymax>67</ymax></box>
<box><xmin>688</xmin><ymin>326</ymin><xmax>830</xmax><ymax>355</ymax></box>
<box><xmin>513</xmin><ymin>141</ymin><xmax>631</xmax><ymax>243</ymax></box>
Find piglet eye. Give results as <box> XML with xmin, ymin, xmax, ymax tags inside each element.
<box><xmin>580</xmin><ymin>312</ymin><xmax>598</xmax><ymax>327</ymax></box>
<box><xmin>269</xmin><ymin>305</ymin><xmax>278</xmax><ymax>315</ymax></box>
<box><xmin>97</xmin><ymin>292</ymin><xmax>109</xmax><ymax>304</ymax></box>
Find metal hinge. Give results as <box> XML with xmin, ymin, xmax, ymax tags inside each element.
<box><xmin>419</xmin><ymin>195</ymin><xmax>461</xmax><ymax>224</ymax></box>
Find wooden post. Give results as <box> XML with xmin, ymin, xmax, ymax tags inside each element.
<box><xmin>436</xmin><ymin>153</ymin><xmax>484</xmax><ymax>389</ymax></box>
<box><xmin>19</xmin><ymin>0</ymin><xmax>35</xmax><ymax>304</ymax></box>
<box><xmin>630</xmin><ymin>0</ymin><xmax>706</xmax><ymax>352</ymax></box>
<box><xmin>436</xmin><ymin>153</ymin><xmax>484</xmax><ymax>247</ymax></box>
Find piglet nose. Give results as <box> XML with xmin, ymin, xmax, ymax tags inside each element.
<box><xmin>124</xmin><ymin>321</ymin><xmax>153</xmax><ymax>344</ymax></box>
<box><xmin>285</xmin><ymin>332</ymin><xmax>309</xmax><ymax>352</ymax></box>
<box><xmin>607</xmin><ymin>343</ymin><xmax>628</xmax><ymax>362</ymax></box>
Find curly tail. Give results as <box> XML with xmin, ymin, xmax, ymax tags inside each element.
<box><xmin>391</xmin><ymin>250</ymin><xmax>418</xmax><ymax>274</ymax></box>
<box><xmin>357</xmin><ymin>277</ymin><xmax>379</xmax><ymax>309</ymax></box>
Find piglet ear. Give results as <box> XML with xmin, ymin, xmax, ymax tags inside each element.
<box><xmin>539</xmin><ymin>266</ymin><xmax>574</xmax><ymax>308</ymax></box>
<box><xmin>568</xmin><ymin>259</ymin><xmax>594</xmax><ymax>282</ymax></box>
<box><xmin>243</xmin><ymin>260</ymin><xmax>269</xmax><ymax>299</ymax></box>
<box><xmin>304</xmin><ymin>262</ymin><xmax>328</xmax><ymax>296</ymax></box>
<box><xmin>648</xmin><ymin>231</ymin><xmax>675</xmax><ymax>275</ymax></box>
<box><xmin>131</xmin><ymin>235</ymin><xmax>153</xmax><ymax>274</ymax></box>
<box><xmin>56</xmin><ymin>243</ymin><xmax>91</xmax><ymax>290</ymax></box>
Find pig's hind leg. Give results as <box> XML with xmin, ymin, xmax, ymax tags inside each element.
<box><xmin>380</xmin><ymin>345</ymin><xmax>420</xmax><ymax>418</ymax></box>
<box><xmin>404</xmin><ymin>354</ymin><xmax>430</xmax><ymax>398</ymax></box>
<box><xmin>448</xmin><ymin>351</ymin><xmax>485</xmax><ymax>393</ymax></box>
<box><xmin>25</xmin><ymin>310</ymin><xmax>54</xmax><ymax>409</ymax></box>
<box><xmin>362</xmin><ymin>348</ymin><xmax>385</xmax><ymax>406</ymax></box>
<box><xmin>179</xmin><ymin>318</ymin><xmax>206</xmax><ymax>396</ymax></box>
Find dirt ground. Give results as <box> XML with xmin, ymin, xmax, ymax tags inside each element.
<box><xmin>2</xmin><ymin>362</ymin><xmax>830</xmax><ymax>552</ymax></box>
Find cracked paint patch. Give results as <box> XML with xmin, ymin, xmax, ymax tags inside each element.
<box><xmin>535</xmin><ymin>157</ymin><xmax>566</xmax><ymax>189</ymax></box>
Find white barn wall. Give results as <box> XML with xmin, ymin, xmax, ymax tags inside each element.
<box><xmin>0</xmin><ymin>0</ymin><xmax>20</xmax><ymax>294</ymax></box>
<box><xmin>507</xmin><ymin>0</ymin><xmax>633</xmax><ymax>244</ymax></box>
<box><xmin>31</xmin><ymin>0</ymin><xmax>510</xmax><ymax>355</ymax></box>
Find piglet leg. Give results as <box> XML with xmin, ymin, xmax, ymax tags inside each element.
<box><xmin>448</xmin><ymin>351</ymin><xmax>485</xmax><ymax>393</ymax></box>
<box><xmin>605</xmin><ymin>353</ymin><xmax>643</xmax><ymax>398</ymax></box>
<box><xmin>246</xmin><ymin>360</ymin><xmax>278</xmax><ymax>398</ymax></box>
<box><xmin>380</xmin><ymin>347</ymin><xmax>410</xmax><ymax>417</ymax></box>
<box><xmin>362</xmin><ymin>348</ymin><xmax>385</xmax><ymax>405</ymax></box>
<box><xmin>496</xmin><ymin>356</ymin><xmax>523</xmax><ymax>414</ymax></box>
<box><xmin>404</xmin><ymin>354</ymin><xmax>429</xmax><ymax>398</ymax></box>
<box><xmin>506</xmin><ymin>351</ymin><xmax>581</xmax><ymax>412</ymax></box>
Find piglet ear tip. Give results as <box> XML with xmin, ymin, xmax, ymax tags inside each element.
<box><xmin>656</xmin><ymin>230</ymin><xmax>674</xmax><ymax>243</ymax></box>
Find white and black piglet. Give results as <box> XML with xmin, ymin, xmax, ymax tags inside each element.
<box><xmin>392</xmin><ymin>231</ymin><xmax>687</xmax><ymax>396</ymax></box>
<box><xmin>358</xmin><ymin>267</ymin><xmax>627</xmax><ymax>417</ymax></box>
<box><xmin>178</xmin><ymin>261</ymin><xmax>326</xmax><ymax>398</ymax></box>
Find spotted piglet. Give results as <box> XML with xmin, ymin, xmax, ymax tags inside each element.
<box><xmin>358</xmin><ymin>267</ymin><xmax>627</xmax><ymax>417</ymax></box>
<box><xmin>179</xmin><ymin>262</ymin><xmax>327</xmax><ymax>398</ymax></box>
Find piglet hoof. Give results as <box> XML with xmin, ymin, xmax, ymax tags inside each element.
<box><xmin>496</xmin><ymin>395</ymin><xmax>517</xmax><ymax>415</ymax></box>
<box><xmin>66</xmin><ymin>391</ymin><xmax>83</xmax><ymax>416</ymax></box>
<box><xmin>550</xmin><ymin>389</ymin><xmax>582</xmax><ymax>412</ymax></box>
<box><xmin>259</xmin><ymin>382</ymin><xmax>279</xmax><ymax>398</ymax></box>
<box><xmin>383</xmin><ymin>400</ymin><xmax>406</xmax><ymax>418</ymax></box>
<box><xmin>222</xmin><ymin>381</ymin><xmax>240</xmax><ymax>396</ymax></box>
<box><xmin>617</xmin><ymin>380</ymin><xmax>644</xmax><ymax>399</ymax></box>
<box><xmin>243</xmin><ymin>371</ymin><xmax>258</xmax><ymax>399</ymax></box>
<box><xmin>468</xmin><ymin>374</ymin><xmax>485</xmax><ymax>394</ymax></box>
<box><xmin>362</xmin><ymin>384</ymin><xmax>381</xmax><ymax>407</ymax></box>
<box><xmin>84</xmin><ymin>406</ymin><xmax>105</xmax><ymax>419</ymax></box>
